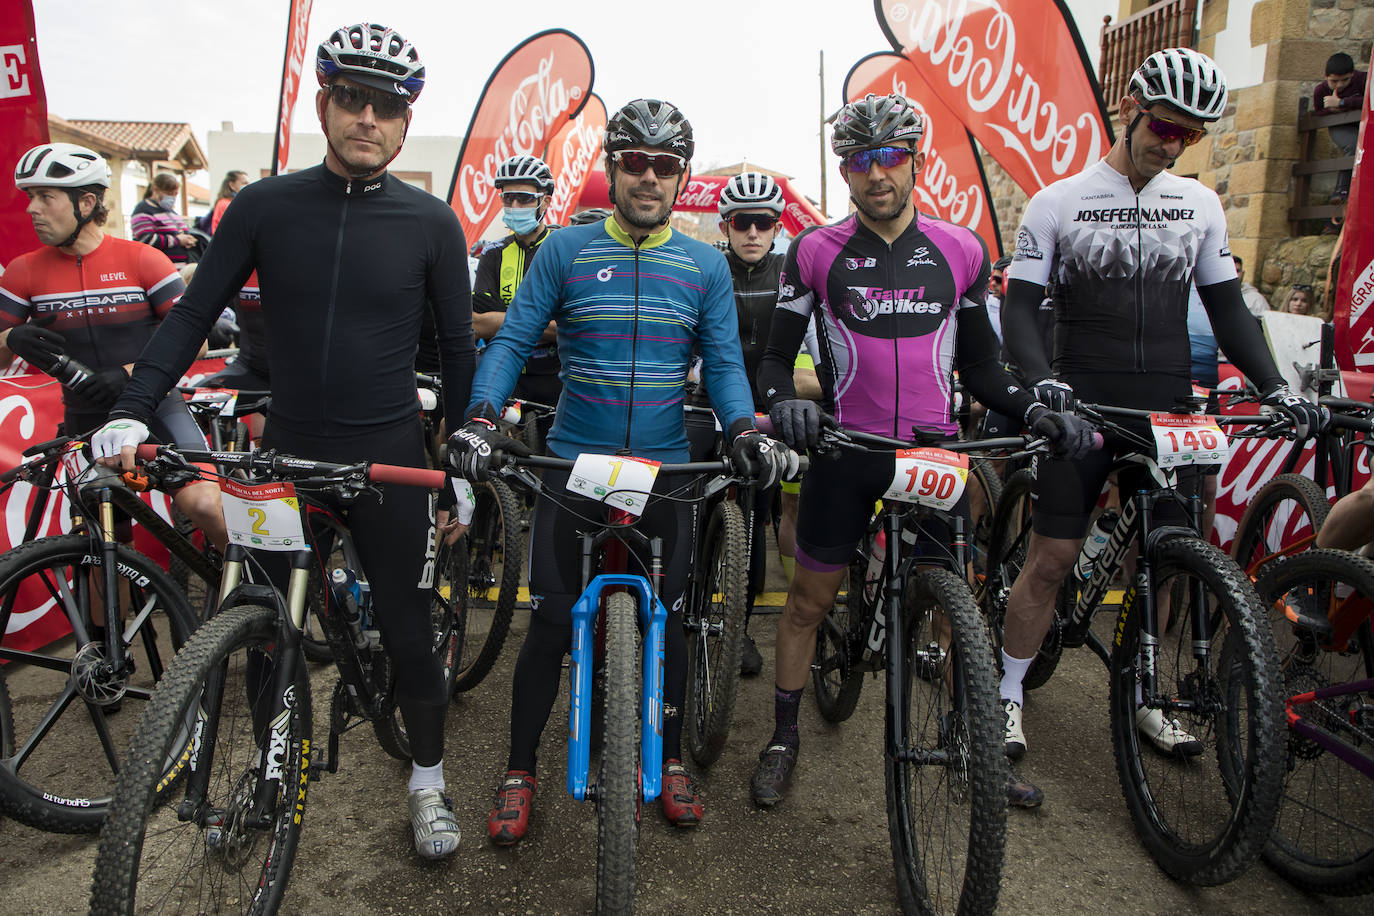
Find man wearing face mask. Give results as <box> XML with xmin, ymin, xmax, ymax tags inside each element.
<box><xmin>472</xmin><ymin>155</ymin><xmax>561</xmax><ymax>439</ymax></box>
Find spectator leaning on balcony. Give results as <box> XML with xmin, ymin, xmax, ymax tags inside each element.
<box><xmin>1313</xmin><ymin>52</ymin><xmax>1365</xmax><ymax>223</ymax></box>
<box><xmin>131</xmin><ymin>172</ymin><xmax>200</xmax><ymax>264</ymax></box>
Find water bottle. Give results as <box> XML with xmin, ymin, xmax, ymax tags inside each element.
<box><xmin>356</xmin><ymin>578</ymin><xmax>377</xmax><ymax>643</ymax></box>
<box><xmin>863</xmin><ymin>528</ymin><xmax>887</xmax><ymax>604</ymax></box>
<box><xmin>1074</xmin><ymin>510</ymin><xmax>1119</xmax><ymax>583</ymax></box>
<box><xmin>329</xmin><ymin>567</ymin><xmax>370</xmax><ymax>651</ymax></box>
<box><xmin>49</xmin><ymin>354</ymin><xmax>94</xmax><ymax>390</ymax></box>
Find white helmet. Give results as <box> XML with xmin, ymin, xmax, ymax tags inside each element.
<box><xmin>494</xmin><ymin>155</ymin><xmax>555</xmax><ymax>194</ymax></box>
<box><xmin>1130</xmin><ymin>48</ymin><xmax>1228</xmax><ymax>122</ymax></box>
<box><xmin>315</xmin><ymin>23</ymin><xmax>425</xmax><ymax>100</ymax></box>
<box><xmin>718</xmin><ymin>172</ymin><xmax>784</xmax><ymax>217</ymax></box>
<box><xmin>15</xmin><ymin>143</ymin><xmax>111</xmax><ymax>190</ymax></box>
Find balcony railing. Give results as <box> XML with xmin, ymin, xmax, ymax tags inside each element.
<box><xmin>1098</xmin><ymin>0</ymin><xmax>1199</xmax><ymax>108</ymax></box>
<box><xmin>1288</xmin><ymin>96</ymin><xmax>1358</xmax><ymax>233</ymax></box>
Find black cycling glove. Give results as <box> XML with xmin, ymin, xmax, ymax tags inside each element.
<box><xmin>1028</xmin><ymin>405</ymin><xmax>1096</xmax><ymax>461</ymax></box>
<box><xmin>768</xmin><ymin>398</ymin><xmax>822</xmax><ymax>451</ymax></box>
<box><xmin>6</xmin><ymin>318</ymin><xmax>66</xmax><ymax>372</ymax></box>
<box><xmin>1030</xmin><ymin>378</ymin><xmax>1075</xmax><ymax>412</ymax></box>
<box><xmin>1261</xmin><ymin>385</ymin><xmax>1329</xmax><ymax>440</ymax></box>
<box><xmin>729</xmin><ymin>429</ymin><xmax>798</xmax><ymax>491</ymax></box>
<box><xmin>446</xmin><ymin>418</ymin><xmax>529</xmax><ymax>482</ymax></box>
<box><xmin>72</xmin><ymin>367</ymin><xmax>129</xmax><ymax>410</ymax></box>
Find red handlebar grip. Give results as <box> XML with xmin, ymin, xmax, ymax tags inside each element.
<box><xmin>369</xmin><ymin>464</ymin><xmax>447</xmax><ymax>489</ymax></box>
<box><xmin>135</xmin><ymin>443</ymin><xmax>160</xmax><ymax>460</ymax></box>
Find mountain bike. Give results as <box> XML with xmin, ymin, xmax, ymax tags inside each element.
<box><xmin>89</xmin><ymin>444</ymin><xmax>460</xmax><ymax>914</ymax></box>
<box><xmin>979</xmin><ymin>401</ymin><xmax>1286</xmax><ymax>884</ymax></box>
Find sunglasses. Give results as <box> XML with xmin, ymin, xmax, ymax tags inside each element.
<box><xmin>611</xmin><ymin>149</ymin><xmax>687</xmax><ymax>178</ymax></box>
<box><xmin>842</xmin><ymin>146</ymin><xmax>914</xmax><ymax>174</ymax></box>
<box><xmin>328</xmin><ymin>83</ymin><xmax>408</xmax><ymax>120</ymax></box>
<box><xmin>500</xmin><ymin>191</ymin><xmax>543</xmax><ymax>207</ymax></box>
<box><xmin>1145</xmin><ymin>114</ymin><xmax>1206</xmax><ymax>148</ymax></box>
<box><xmin>727</xmin><ymin>213</ymin><xmax>780</xmax><ymax>232</ymax></box>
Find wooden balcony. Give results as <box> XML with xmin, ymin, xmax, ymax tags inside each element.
<box><xmin>1098</xmin><ymin>0</ymin><xmax>1199</xmax><ymax>108</ymax></box>
<box><xmin>1288</xmin><ymin>96</ymin><xmax>1358</xmax><ymax>234</ymax></box>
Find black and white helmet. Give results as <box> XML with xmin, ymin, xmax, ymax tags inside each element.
<box><xmin>315</xmin><ymin>23</ymin><xmax>425</xmax><ymax>100</ymax></box>
<box><xmin>831</xmin><ymin>94</ymin><xmax>924</xmax><ymax>156</ymax></box>
<box><xmin>1130</xmin><ymin>48</ymin><xmax>1228</xmax><ymax>122</ymax></box>
<box><xmin>494</xmin><ymin>155</ymin><xmax>555</xmax><ymax>194</ymax></box>
<box><xmin>718</xmin><ymin>172</ymin><xmax>784</xmax><ymax>217</ymax></box>
<box><xmin>604</xmin><ymin>99</ymin><xmax>694</xmax><ymax>161</ymax></box>
<box><xmin>15</xmin><ymin>143</ymin><xmax>111</xmax><ymax>190</ymax></box>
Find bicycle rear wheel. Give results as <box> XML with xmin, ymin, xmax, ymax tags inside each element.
<box><xmin>1254</xmin><ymin>549</ymin><xmax>1374</xmax><ymax>896</ymax></box>
<box><xmin>0</xmin><ymin>663</ymin><xmax>13</xmax><ymax>758</ymax></box>
<box><xmin>597</xmin><ymin>591</ymin><xmax>640</xmax><ymax>913</ymax></box>
<box><xmin>90</xmin><ymin>604</ymin><xmax>311</xmax><ymax>915</ymax></box>
<box><xmin>1109</xmin><ymin>535</ymin><xmax>1283</xmax><ymax>885</ymax></box>
<box><xmin>888</xmin><ymin>568</ymin><xmax>1006</xmax><ymax>915</ymax></box>
<box><xmin>0</xmin><ymin>534</ymin><xmax>198</xmax><ymax>833</ymax></box>
<box><xmin>685</xmin><ymin>499</ymin><xmax>747</xmax><ymax>767</ymax></box>
<box><xmin>453</xmin><ymin>479</ymin><xmax>521</xmax><ymax>692</ymax></box>
<box><xmin>1230</xmin><ymin>473</ymin><xmax>1331</xmax><ymax>578</ymax></box>
<box><xmin>812</xmin><ymin>550</ymin><xmax>869</xmax><ymax>722</ymax></box>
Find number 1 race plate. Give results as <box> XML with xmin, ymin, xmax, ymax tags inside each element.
<box><xmin>219</xmin><ymin>479</ymin><xmax>306</xmax><ymax>550</ymax></box>
<box><xmin>566</xmin><ymin>454</ymin><xmax>662</xmax><ymax>517</ymax></box>
<box><xmin>884</xmin><ymin>447</ymin><xmax>969</xmax><ymax>510</ymax></box>
<box><xmin>1150</xmin><ymin>413</ymin><xmax>1231</xmax><ymax>468</ymax></box>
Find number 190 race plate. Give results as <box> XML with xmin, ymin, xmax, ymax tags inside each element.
<box><xmin>884</xmin><ymin>447</ymin><xmax>969</xmax><ymax>510</ymax></box>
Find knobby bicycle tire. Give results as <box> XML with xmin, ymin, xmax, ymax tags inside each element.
<box><xmin>1253</xmin><ymin>548</ymin><xmax>1374</xmax><ymax>896</ymax></box>
<box><xmin>685</xmin><ymin>499</ymin><xmax>747</xmax><ymax>768</ymax></box>
<box><xmin>812</xmin><ymin>550</ymin><xmax>869</xmax><ymax>723</ymax></box>
<box><xmin>90</xmin><ymin>603</ymin><xmax>311</xmax><ymax>915</ymax></box>
<box><xmin>0</xmin><ymin>663</ymin><xmax>13</xmax><ymax>758</ymax></box>
<box><xmin>888</xmin><ymin>568</ymin><xmax>1007</xmax><ymax>916</ymax></box>
<box><xmin>966</xmin><ymin>458</ymin><xmax>1003</xmax><ymax>592</ymax></box>
<box><xmin>1108</xmin><ymin>535</ymin><xmax>1283</xmax><ymax>885</ymax></box>
<box><xmin>1230</xmin><ymin>473</ymin><xmax>1331</xmax><ymax>578</ymax></box>
<box><xmin>597</xmin><ymin>591</ymin><xmax>640</xmax><ymax>915</ymax></box>
<box><xmin>453</xmin><ymin>479</ymin><xmax>522</xmax><ymax>692</ymax></box>
<box><xmin>0</xmin><ymin>534</ymin><xmax>198</xmax><ymax>833</ymax></box>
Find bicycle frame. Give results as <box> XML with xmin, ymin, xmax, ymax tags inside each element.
<box><xmin>1287</xmin><ymin>675</ymin><xmax>1374</xmax><ymax>780</ymax></box>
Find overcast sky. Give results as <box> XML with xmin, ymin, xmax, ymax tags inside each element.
<box><xmin>33</xmin><ymin>0</ymin><xmax>1113</xmax><ymax>219</ymax></box>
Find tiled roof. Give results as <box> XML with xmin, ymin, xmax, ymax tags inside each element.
<box><xmin>64</xmin><ymin>120</ymin><xmax>206</xmax><ymax>169</ymax></box>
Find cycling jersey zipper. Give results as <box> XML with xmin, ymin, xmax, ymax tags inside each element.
<box><xmin>888</xmin><ymin>238</ymin><xmax>901</xmax><ymax>439</ymax></box>
<box><xmin>319</xmin><ymin>181</ymin><xmax>354</xmax><ymax>420</ymax></box>
<box><xmin>1134</xmin><ymin>187</ymin><xmax>1145</xmax><ymax>371</ymax></box>
<box><xmin>624</xmin><ymin>239</ymin><xmax>643</xmax><ymax>452</ymax></box>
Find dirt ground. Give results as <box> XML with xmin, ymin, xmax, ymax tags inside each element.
<box><xmin>3</xmin><ymin>546</ymin><xmax>1372</xmax><ymax>914</ymax></box>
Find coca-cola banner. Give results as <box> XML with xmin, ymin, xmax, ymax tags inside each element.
<box><xmin>876</xmin><ymin>0</ymin><xmax>1113</xmax><ymax>196</ymax></box>
<box><xmin>1333</xmin><ymin>46</ymin><xmax>1373</xmax><ymax>371</ymax></box>
<box><xmin>844</xmin><ymin>51</ymin><xmax>1002</xmax><ymax>256</ymax></box>
<box><xmin>577</xmin><ymin>172</ymin><xmax>826</xmax><ymax>237</ymax></box>
<box><xmin>447</xmin><ymin>29</ymin><xmax>594</xmax><ymax>243</ymax></box>
<box><xmin>270</xmin><ymin>0</ymin><xmax>313</xmax><ymax>176</ymax></box>
<box><xmin>544</xmin><ymin>92</ymin><xmax>606</xmax><ymax>227</ymax></box>
<box><xmin>0</xmin><ymin>0</ymin><xmax>48</xmax><ymax>268</ymax></box>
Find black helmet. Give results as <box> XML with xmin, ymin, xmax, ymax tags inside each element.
<box><xmin>831</xmin><ymin>93</ymin><xmax>924</xmax><ymax>156</ymax></box>
<box><xmin>569</xmin><ymin>207</ymin><xmax>611</xmax><ymax>226</ymax></box>
<box><xmin>604</xmin><ymin>99</ymin><xmax>694</xmax><ymax>161</ymax></box>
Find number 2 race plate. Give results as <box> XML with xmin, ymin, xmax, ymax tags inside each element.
<box><xmin>566</xmin><ymin>454</ymin><xmax>662</xmax><ymax>517</ymax></box>
<box><xmin>884</xmin><ymin>447</ymin><xmax>969</xmax><ymax>510</ymax></box>
<box><xmin>219</xmin><ymin>479</ymin><xmax>306</xmax><ymax>550</ymax></box>
<box><xmin>1150</xmin><ymin>413</ymin><xmax>1231</xmax><ymax>468</ymax></box>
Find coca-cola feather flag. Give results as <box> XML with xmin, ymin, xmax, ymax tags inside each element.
<box><xmin>875</xmin><ymin>0</ymin><xmax>1113</xmax><ymax>195</ymax></box>
<box><xmin>447</xmin><ymin>29</ymin><xmax>594</xmax><ymax>243</ymax></box>
<box><xmin>844</xmin><ymin>51</ymin><xmax>1002</xmax><ymax>255</ymax></box>
<box><xmin>270</xmin><ymin>0</ymin><xmax>313</xmax><ymax>176</ymax></box>
<box><xmin>543</xmin><ymin>92</ymin><xmax>606</xmax><ymax>226</ymax></box>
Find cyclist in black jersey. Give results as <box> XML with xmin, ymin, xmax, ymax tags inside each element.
<box><xmin>998</xmin><ymin>49</ymin><xmax>1327</xmax><ymax>803</ymax></box>
<box><xmin>93</xmin><ymin>22</ymin><xmax>474</xmax><ymax>859</ymax></box>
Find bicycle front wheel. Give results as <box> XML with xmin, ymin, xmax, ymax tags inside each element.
<box><xmin>1109</xmin><ymin>535</ymin><xmax>1283</xmax><ymax>885</ymax></box>
<box><xmin>684</xmin><ymin>499</ymin><xmax>747</xmax><ymax>768</ymax></box>
<box><xmin>597</xmin><ymin>591</ymin><xmax>640</xmax><ymax>914</ymax></box>
<box><xmin>453</xmin><ymin>479</ymin><xmax>522</xmax><ymax>692</ymax></box>
<box><xmin>888</xmin><ymin>568</ymin><xmax>1006</xmax><ymax>915</ymax></box>
<box><xmin>966</xmin><ymin>458</ymin><xmax>1003</xmax><ymax>591</ymax></box>
<box><xmin>91</xmin><ymin>603</ymin><xmax>311</xmax><ymax>915</ymax></box>
<box><xmin>0</xmin><ymin>534</ymin><xmax>198</xmax><ymax>833</ymax></box>
<box><xmin>1254</xmin><ymin>549</ymin><xmax>1374</xmax><ymax>896</ymax></box>
<box><xmin>1230</xmin><ymin>472</ymin><xmax>1331</xmax><ymax>578</ymax></box>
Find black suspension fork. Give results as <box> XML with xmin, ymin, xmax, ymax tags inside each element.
<box><xmin>881</xmin><ymin>509</ymin><xmax>909</xmax><ymax>755</ymax></box>
<box><xmin>1184</xmin><ymin>481</ymin><xmax>1216</xmax><ymax>677</ymax></box>
<box><xmin>1134</xmin><ymin>491</ymin><xmax>1161</xmax><ymax>705</ymax></box>
<box><xmin>95</xmin><ymin>487</ymin><xmax>125</xmax><ymax>668</ymax></box>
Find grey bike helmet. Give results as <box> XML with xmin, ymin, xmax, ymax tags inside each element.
<box><xmin>604</xmin><ymin>99</ymin><xmax>695</xmax><ymax>161</ymax></box>
<box><xmin>315</xmin><ymin>23</ymin><xmax>425</xmax><ymax>100</ymax></box>
<box><xmin>1129</xmin><ymin>48</ymin><xmax>1228</xmax><ymax>121</ymax></box>
<box><xmin>495</xmin><ymin>155</ymin><xmax>555</xmax><ymax>194</ymax></box>
<box><xmin>718</xmin><ymin>172</ymin><xmax>784</xmax><ymax>217</ymax></box>
<box><xmin>15</xmin><ymin>143</ymin><xmax>111</xmax><ymax>190</ymax></box>
<box><xmin>569</xmin><ymin>207</ymin><xmax>611</xmax><ymax>226</ymax></box>
<box><xmin>831</xmin><ymin>94</ymin><xmax>924</xmax><ymax>156</ymax></box>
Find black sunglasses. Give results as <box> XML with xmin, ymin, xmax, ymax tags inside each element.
<box><xmin>500</xmin><ymin>191</ymin><xmax>543</xmax><ymax>207</ymax></box>
<box><xmin>1145</xmin><ymin>114</ymin><xmax>1206</xmax><ymax>148</ymax></box>
<box><xmin>727</xmin><ymin>213</ymin><xmax>779</xmax><ymax>232</ymax></box>
<box><xmin>328</xmin><ymin>83</ymin><xmax>408</xmax><ymax>120</ymax></box>
<box><xmin>611</xmin><ymin>149</ymin><xmax>687</xmax><ymax>178</ymax></box>
<box><xmin>841</xmin><ymin>146</ymin><xmax>913</xmax><ymax>174</ymax></box>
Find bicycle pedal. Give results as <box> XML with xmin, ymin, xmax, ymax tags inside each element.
<box><xmin>310</xmin><ymin>729</ymin><xmax>341</xmax><ymax>779</ymax></box>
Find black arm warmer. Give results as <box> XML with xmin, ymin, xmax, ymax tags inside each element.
<box><xmin>1002</xmin><ymin>278</ymin><xmax>1054</xmax><ymax>383</ymax></box>
<box><xmin>756</xmin><ymin>307</ymin><xmax>809</xmax><ymax>407</ymax></box>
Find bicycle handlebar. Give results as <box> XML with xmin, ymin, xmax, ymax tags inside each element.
<box><xmin>133</xmin><ymin>443</ymin><xmax>447</xmax><ymax>490</ymax></box>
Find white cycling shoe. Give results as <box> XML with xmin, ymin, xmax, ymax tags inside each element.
<box><xmin>1003</xmin><ymin>699</ymin><xmax>1027</xmax><ymax>760</ymax></box>
<box><xmin>409</xmin><ymin>788</ymin><xmax>461</xmax><ymax>860</ymax></box>
<box><xmin>1135</xmin><ymin>706</ymin><xmax>1204</xmax><ymax>757</ymax></box>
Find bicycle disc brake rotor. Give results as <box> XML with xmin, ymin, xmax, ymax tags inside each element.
<box><xmin>71</xmin><ymin>640</ymin><xmax>129</xmax><ymax>705</ymax></box>
<box><xmin>204</xmin><ymin>769</ymin><xmax>263</xmax><ymax>868</ymax></box>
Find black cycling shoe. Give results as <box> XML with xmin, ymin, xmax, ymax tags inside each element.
<box><xmin>739</xmin><ymin>634</ymin><xmax>764</xmax><ymax>677</ymax></box>
<box><xmin>1006</xmin><ymin>767</ymin><xmax>1044</xmax><ymax>808</ymax></box>
<box><xmin>751</xmin><ymin>742</ymin><xmax>798</xmax><ymax>807</ymax></box>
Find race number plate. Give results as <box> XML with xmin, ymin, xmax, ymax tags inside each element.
<box><xmin>884</xmin><ymin>447</ymin><xmax>969</xmax><ymax>510</ymax></box>
<box><xmin>219</xmin><ymin>479</ymin><xmax>305</xmax><ymax>550</ymax></box>
<box><xmin>566</xmin><ymin>454</ymin><xmax>662</xmax><ymax>517</ymax></box>
<box><xmin>1149</xmin><ymin>413</ymin><xmax>1231</xmax><ymax>467</ymax></box>
<box><xmin>188</xmin><ymin>387</ymin><xmax>237</xmax><ymax>416</ymax></box>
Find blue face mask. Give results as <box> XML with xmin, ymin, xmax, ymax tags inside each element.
<box><xmin>159</xmin><ymin>195</ymin><xmax>177</xmax><ymax>210</ymax></box>
<box><xmin>502</xmin><ymin>206</ymin><xmax>541</xmax><ymax>235</ymax></box>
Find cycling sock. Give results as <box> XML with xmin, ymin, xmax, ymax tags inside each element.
<box><xmin>771</xmin><ymin>685</ymin><xmax>803</xmax><ymax>748</ymax></box>
<box><xmin>780</xmin><ymin>554</ymin><xmax>795</xmax><ymax>583</ymax></box>
<box><xmin>1000</xmin><ymin>650</ymin><xmax>1033</xmax><ymax>707</ymax></box>
<box><xmin>408</xmin><ymin>759</ymin><xmax>445</xmax><ymax>793</ymax></box>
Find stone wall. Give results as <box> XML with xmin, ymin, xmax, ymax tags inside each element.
<box><xmin>1259</xmin><ymin>234</ymin><xmax>1340</xmax><ymax>318</ymax></box>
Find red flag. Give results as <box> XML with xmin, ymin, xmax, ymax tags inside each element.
<box><xmin>544</xmin><ymin>93</ymin><xmax>606</xmax><ymax>226</ymax></box>
<box><xmin>844</xmin><ymin>51</ymin><xmax>1003</xmax><ymax>255</ymax></box>
<box><xmin>0</xmin><ymin>0</ymin><xmax>48</xmax><ymax>267</ymax></box>
<box><xmin>876</xmin><ymin>0</ymin><xmax>1113</xmax><ymax>195</ymax></box>
<box><xmin>576</xmin><ymin>172</ymin><xmax>825</xmax><ymax>237</ymax></box>
<box><xmin>447</xmin><ymin>29</ymin><xmax>594</xmax><ymax>243</ymax></box>
<box><xmin>271</xmin><ymin>0</ymin><xmax>313</xmax><ymax>176</ymax></box>
<box><xmin>1333</xmin><ymin>47</ymin><xmax>1373</xmax><ymax>372</ymax></box>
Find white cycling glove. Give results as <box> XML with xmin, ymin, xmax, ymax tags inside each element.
<box><xmin>92</xmin><ymin>418</ymin><xmax>150</xmax><ymax>466</ymax></box>
<box><xmin>451</xmin><ymin>478</ymin><xmax>476</xmax><ymax>527</ymax></box>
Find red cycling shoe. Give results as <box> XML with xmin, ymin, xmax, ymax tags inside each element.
<box><xmin>661</xmin><ymin>759</ymin><xmax>703</xmax><ymax>827</ymax></box>
<box><xmin>488</xmin><ymin>769</ymin><xmax>537</xmax><ymax>846</ymax></box>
